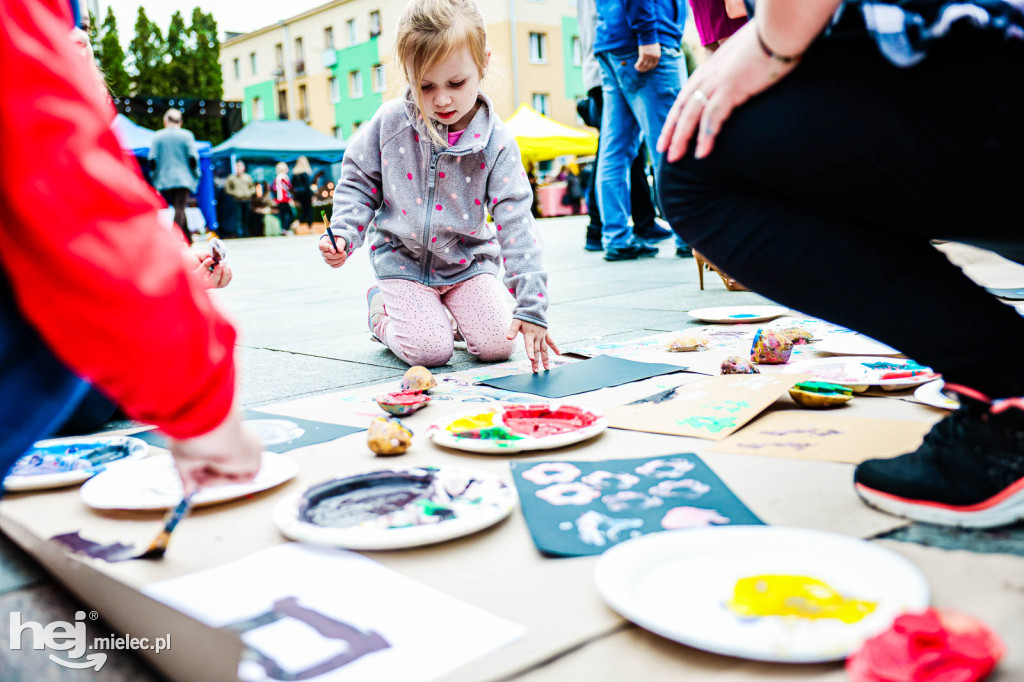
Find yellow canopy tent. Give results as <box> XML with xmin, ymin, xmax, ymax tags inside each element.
<box><xmin>504</xmin><ymin>104</ymin><xmax>598</xmax><ymax>164</ymax></box>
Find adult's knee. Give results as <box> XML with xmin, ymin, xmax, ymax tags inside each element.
<box><xmin>657</xmin><ymin>154</ymin><xmax>729</xmax><ymax>246</ymax></box>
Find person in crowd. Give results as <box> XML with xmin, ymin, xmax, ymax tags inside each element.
<box><xmin>291</xmin><ymin>156</ymin><xmax>315</xmax><ymax>232</ymax></box>
<box><xmin>557</xmin><ymin>165</ymin><xmax>584</xmax><ymax>215</ymax></box>
<box><xmin>318</xmin><ymin>0</ymin><xmax>559</xmax><ymax>373</ymax></box>
<box><xmin>2</xmin><ymin>0</ymin><xmax>261</xmax><ymax>492</ymax></box>
<box><xmin>149</xmin><ymin>108</ymin><xmax>201</xmax><ymax>244</ymax></box>
<box><xmin>593</xmin><ymin>0</ymin><xmax>691</xmax><ymax>261</ymax></box>
<box><xmin>272</xmin><ymin>162</ymin><xmax>294</xmax><ymax>234</ymax></box>
<box><xmin>658</xmin><ymin>0</ymin><xmax>1024</xmax><ymax>527</ymax></box>
<box><xmin>688</xmin><ymin>0</ymin><xmax>747</xmax><ymax>51</ymax></box>
<box><xmin>576</xmin><ymin>0</ymin><xmax>672</xmax><ymax>252</ymax></box>
<box><xmin>225</xmin><ymin>160</ymin><xmax>256</xmax><ymax>238</ymax></box>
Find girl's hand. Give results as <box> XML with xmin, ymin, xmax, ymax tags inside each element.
<box><xmin>319</xmin><ymin>234</ymin><xmax>348</xmax><ymax>268</ymax></box>
<box><xmin>657</xmin><ymin>21</ymin><xmax>799</xmax><ymax>162</ymax></box>
<box><xmin>507</xmin><ymin>320</ymin><xmax>561</xmax><ymax>373</ymax></box>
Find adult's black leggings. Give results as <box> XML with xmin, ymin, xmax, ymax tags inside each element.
<box><xmin>660</xmin><ymin>28</ymin><xmax>1024</xmax><ymax>398</ymax></box>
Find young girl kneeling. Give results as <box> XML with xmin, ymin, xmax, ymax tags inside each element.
<box><xmin>319</xmin><ymin>0</ymin><xmax>558</xmax><ymax>372</ymax></box>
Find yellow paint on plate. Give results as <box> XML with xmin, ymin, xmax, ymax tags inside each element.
<box><xmin>446</xmin><ymin>412</ymin><xmax>498</xmax><ymax>432</ymax></box>
<box><xmin>726</xmin><ymin>575</ymin><xmax>877</xmax><ymax>624</ymax></box>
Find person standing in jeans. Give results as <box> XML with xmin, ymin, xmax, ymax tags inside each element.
<box><xmin>149</xmin><ymin>108</ymin><xmax>200</xmax><ymax>244</ymax></box>
<box><xmin>576</xmin><ymin>0</ymin><xmax>671</xmax><ymax>252</ymax></box>
<box><xmin>594</xmin><ymin>0</ymin><xmax>691</xmax><ymax>261</ymax></box>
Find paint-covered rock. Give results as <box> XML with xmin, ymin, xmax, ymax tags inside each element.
<box><xmin>720</xmin><ymin>355</ymin><xmax>760</xmax><ymax>375</ymax></box>
<box><xmin>367</xmin><ymin>417</ymin><xmax>413</xmax><ymax>456</ymax></box>
<box><xmin>401</xmin><ymin>365</ymin><xmax>437</xmax><ymax>392</ymax></box>
<box><xmin>750</xmin><ymin>329</ymin><xmax>793</xmax><ymax>364</ymax></box>
<box><xmin>665</xmin><ymin>331</ymin><xmax>709</xmax><ymax>352</ymax></box>
<box><xmin>789</xmin><ymin>381</ymin><xmax>853</xmax><ymax>408</ymax></box>
<box><xmin>375</xmin><ymin>390</ymin><xmax>431</xmax><ymax>416</ymax></box>
<box><xmin>779</xmin><ymin>327</ymin><xmax>814</xmax><ymax>345</ymax></box>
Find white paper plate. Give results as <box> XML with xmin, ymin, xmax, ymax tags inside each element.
<box><xmin>595</xmin><ymin>526</ymin><xmax>929</xmax><ymax>663</ymax></box>
<box><xmin>813</xmin><ymin>335</ymin><xmax>902</xmax><ymax>357</ymax></box>
<box><xmin>274</xmin><ymin>466</ymin><xmax>517</xmax><ymax>550</ymax></box>
<box><xmin>914</xmin><ymin>380</ymin><xmax>959</xmax><ymax>411</ymax></box>
<box><xmin>80</xmin><ymin>451</ymin><xmax>298</xmax><ymax>510</ymax></box>
<box><xmin>783</xmin><ymin>357</ymin><xmax>938</xmax><ymax>392</ymax></box>
<box><xmin>426</xmin><ymin>404</ymin><xmax>607</xmax><ymax>454</ymax></box>
<box><xmin>3</xmin><ymin>436</ymin><xmax>148</xmax><ymax>492</ymax></box>
<box><xmin>687</xmin><ymin>306</ymin><xmax>789</xmax><ymax>324</ymax></box>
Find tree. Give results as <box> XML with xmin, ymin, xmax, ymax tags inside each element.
<box><xmin>186</xmin><ymin>9</ymin><xmax>226</xmax><ymax>144</ymax></box>
<box><xmin>162</xmin><ymin>11</ymin><xmax>190</xmax><ymax>98</ymax></box>
<box><xmin>93</xmin><ymin>7</ymin><xmax>131</xmax><ymax>99</ymax></box>
<box><xmin>127</xmin><ymin>7</ymin><xmax>168</xmax><ymax>129</ymax></box>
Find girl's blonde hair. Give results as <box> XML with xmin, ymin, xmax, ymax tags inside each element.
<box><xmin>395</xmin><ymin>0</ymin><xmax>488</xmax><ymax>147</ymax></box>
<box><xmin>275</xmin><ymin>162</ymin><xmax>288</xmax><ymax>175</ymax></box>
<box><xmin>292</xmin><ymin>156</ymin><xmax>313</xmax><ymax>175</ymax></box>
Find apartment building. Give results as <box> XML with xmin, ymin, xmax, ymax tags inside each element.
<box><xmin>219</xmin><ymin>0</ymin><xmax>587</xmax><ymax>140</ymax></box>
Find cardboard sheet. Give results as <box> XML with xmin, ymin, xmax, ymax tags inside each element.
<box><xmin>143</xmin><ymin>543</ymin><xmax>525</xmax><ymax>682</ymax></box>
<box><xmin>511</xmin><ymin>456</ymin><xmax>763</xmax><ymax>557</ymax></box>
<box><xmin>476</xmin><ymin>355</ymin><xmax>690</xmax><ymax>398</ymax></box>
<box><xmin>708</xmin><ymin>411</ymin><xmax>934</xmax><ymax>464</ymax></box>
<box><xmin>605</xmin><ymin>375</ymin><xmax>805</xmax><ymax>440</ymax></box>
<box><xmin>134</xmin><ymin>410</ymin><xmax>363</xmax><ymax>453</ymax></box>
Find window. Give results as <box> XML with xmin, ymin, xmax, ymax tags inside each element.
<box><xmin>324</xmin><ymin>26</ymin><xmax>335</xmax><ymax>50</ymax></box>
<box><xmin>529</xmin><ymin>33</ymin><xmax>547</xmax><ymax>63</ymax></box>
<box><xmin>329</xmin><ymin>76</ymin><xmax>340</xmax><ymax>103</ymax></box>
<box><xmin>298</xmin><ymin>84</ymin><xmax>309</xmax><ymax>119</ymax></box>
<box><xmin>532</xmin><ymin>93</ymin><xmax>549</xmax><ymax>115</ymax></box>
<box><xmin>352</xmin><ymin>121</ymin><xmax>362</xmax><ymax>134</ymax></box>
<box><xmin>233</xmin><ymin>57</ymin><xmax>240</xmax><ymax>79</ymax></box>
<box><xmin>274</xmin><ymin>43</ymin><xmax>284</xmax><ymax>72</ymax></box>
<box><xmin>332</xmin><ymin>125</ymin><xmax>340</xmax><ymax>138</ymax></box>
<box><xmin>572</xmin><ymin>36</ymin><xmax>582</xmax><ymax>67</ymax></box>
<box><xmin>253</xmin><ymin>96</ymin><xmax>263</xmax><ymax>119</ymax></box>
<box><xmin>349</xmin><ymin>70</ymin><xmax>363</xmax><ymax>98</ymax></box>
<box><xmin>369</xmin><ymin>10</ymin><xmax>381</xmax><ymax>37</ymax></box>
<box><xmin>294</xmin><ymin>37</ymin><xmax>304</xmax><ymax>61</ymax></box>
<box><xmin>250</xmin><ymin>52</ymin><xmax>258</xmax><ymax>75</ymax></box>
<box><xmin>373</xmin><ymin>64</ymin><xmax>386</xmax><ymax>92</ymax></box>
<box><xmin>277</xmin><ymin>89</ymin><xmax>288</xmax><ymax>118</ymax></box>
<box><xmin>346</xmin><ymin>19</ymin><xmax>357</xmax><ymax>46</ymax></box>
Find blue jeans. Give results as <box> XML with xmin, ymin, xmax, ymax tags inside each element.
<box><xmin>595</xmin><ymin>48</ymin><xmax>687</xmax><ymax>250</ymax></box>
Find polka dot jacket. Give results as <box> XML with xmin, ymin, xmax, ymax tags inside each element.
<box><xmin>328</xmin><ymin>91</ymin><xmax>548</xmax><ymax>328</ymax></box>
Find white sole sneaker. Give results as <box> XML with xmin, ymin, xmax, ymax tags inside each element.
<box><xmin>855</xmin><ymin>479</ymin><xmax>1024</xmax><ymax>529</ymax></box>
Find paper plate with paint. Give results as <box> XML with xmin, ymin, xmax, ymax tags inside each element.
<box><xmin>3</xmin><ymin>436</ymin><xmax>148</xmax><ymax>492</ymax></box>
<box><xmin>595</xmin><ymin>526</ymin><xmax>929</xmax><ymax>663</ymax></box>
<box><xmin>812</xmin><ymin>335</ymin><xmax>903</xmax><ymax>357</ymax></box>
<box><xmin>426</xmin><ymin>404</ymin><xmax>608</xmax><ymax>454</ymax></box>
<box><xmin>274</xmin><ymin>466</ymin><xmax>518</xmax><ymax>550</ymax></box>
<box><xmin>783</xmin><ymin>357</ymin><xmax>938</xmax><ymax>392</ymax></box>
<box><xmin>80</xmin><ymin>451</ymin><xmax>298</xmax><ymax>510</ymax></box>
<box><xmin>914</xmin><ymin>380</ymin><xmax>960</xmax><ymax>411</ymax></box>
<box><xmin>687</xmin><ymin>306</ymin><xmax>789</xmax><ymax>324</ymax></box>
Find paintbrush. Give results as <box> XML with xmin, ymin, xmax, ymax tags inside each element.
<box><xmin>136</xmin><ymin>491</ymin><xmax>198</xmax><ymax>560</ymax></box>
<box><xmin>322</xmin><ymin>210</ymin><xmax>339</xmax><ymax>251</ymax></box>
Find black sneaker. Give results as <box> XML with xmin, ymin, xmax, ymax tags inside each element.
<box><xmin>634</xmin><ymin>222</ymin><xmax>674</xmax><ymax>243</ymax></box>
<box><xmin>854</xmin><ymin>384</ymin><xmax>1024</xmax><ymax>528</ymax></box>
<box><xmin>675</xmin><ymin>246</ymin><xmax>693</xmax><ymax>258</ymax></box>
<box><xmin>603</xmin><ymin>242</ymin><xmax>659</xmax><ymax>261</ymax></box>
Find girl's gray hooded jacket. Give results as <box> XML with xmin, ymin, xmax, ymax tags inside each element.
<box><xmin>329</xmin><ymin>92</ymin><xmax>548</xmax><ymax>327</ymax></box>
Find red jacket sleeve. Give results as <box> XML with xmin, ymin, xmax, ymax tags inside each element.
<box><xmin>0</xmin><ymin>0</ymin><xmax>237</xmax><ymax>439</ymax></box>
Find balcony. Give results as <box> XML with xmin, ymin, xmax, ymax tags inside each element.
<box><xmin>271</xmin><ymin>66</ymin><xmax>284</xmax><ymax>82</ymax></box>
<box><xmin>294</xmin><ymin>59</ymin><xmax>306</xmax><ymax>77</ymax></box>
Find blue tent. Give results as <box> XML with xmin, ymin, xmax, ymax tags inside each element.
<box><xmin>210</xmin><ymin>120</ymin><xmax>347</xmax><ymax>162</ymax></box>
<box><xmin>111</xmin><ymin>114</ymin><xmax>217</xmax><ymax>232</ymax></box>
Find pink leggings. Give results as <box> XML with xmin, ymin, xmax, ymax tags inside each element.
<box><xmin>374</xmin><ymin>274</ymin><xmax>516</xmax><ymax>367</ymax></box>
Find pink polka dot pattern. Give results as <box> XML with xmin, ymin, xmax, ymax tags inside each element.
<box><xmin>431</xmin><ymin>237</ymin><xmax>437</xmax><ymax>242</ymax></box>
<box><xmin>407</xmin><ymin>172</ymin><xmax>413</xmax><ymax>180</ymax></box>
<box><xmin>370</xmin><ymin>187</ymin><xmax>377</xmax><ymax>194</ymax></box>
<box><xmin>439</xmin><ymin>172</ymin><xmax>445</xmax><ymax>178</ymax></box>
<box><xmin>357</xmin><ymin>225</ymin><xmax>365</xmax><ymax>232</ymax></box>
<box><xmin>435</xmin><ymin>204</ymin><xmax>443</xmax><ymax>211</ymax></box>
<box><xmin>480</xmin><ymin>162</ymin><xmax>486</xmax><ymax>169</ymax></box>
<box><xmin>497</xmin><ymin>224</ymin><xmax>502</xmax><ymax>230</ymax></box>
<box><xmin>459</xmin><ymin>259</ymin><xmax>467</xmax><ymax>264</ymax></box>
<box><xmin>474</xmin><ymin>198</ymin><xmax>482</xmax><ymax>205</ymax></box>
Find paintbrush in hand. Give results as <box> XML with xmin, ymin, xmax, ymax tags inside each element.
<box><xmin>136</xmin><ymin>491</ymin><xmax>198</xmax><ymax>560</ymax></box>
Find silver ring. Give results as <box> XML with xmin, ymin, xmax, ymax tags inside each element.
<box><xmin>693</xmin><ymin>90</ymin><xmax>709</xmax><ymax>105</ymax></box>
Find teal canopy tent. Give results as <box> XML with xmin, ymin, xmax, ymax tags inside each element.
<box><xmin>210</xmin><ymin>120</ymin><xmax>348</xmax><ymax>162</ymax></box>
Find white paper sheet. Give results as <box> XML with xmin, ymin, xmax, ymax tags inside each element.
<box><xmin>143</xmin><ymin>543</ymin><xmax>526</xmax><ymax>681</ymax></box>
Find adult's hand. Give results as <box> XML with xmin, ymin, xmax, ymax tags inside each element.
<box><xmin>656</xmin><ymin>22</ymin><xmax>798</xmax><ymax>162</ymax></box>
<box><xmin>170</xmin><ymin>409</ymin><xmax>263</xmax><ymax>495</ymax></box>
<box><xmin>635</xmin><ymin>43</ymin><xmax>662</xmax><ymax>72</ymax></box>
